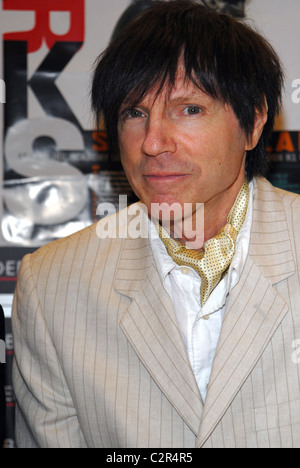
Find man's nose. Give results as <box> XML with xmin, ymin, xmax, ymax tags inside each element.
<box><xmin>141</xmin><ymin>115</ymin><xmax>176</xmax><ymax>157</ymax></box>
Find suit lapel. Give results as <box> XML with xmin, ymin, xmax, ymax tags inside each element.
<box><xmin>196</xmin><ymin>178</ymin><xmax>296</xmax><ymax>447</ymax></box>
<box><xmin>115</xmin><ymin>234</ymin><xmax>203</xmax><ymax>436</ymax></box>
<box><xmin>196</xmin><ymin>256</ymin><xmax>289</xmax><ymax>447</ymax></box>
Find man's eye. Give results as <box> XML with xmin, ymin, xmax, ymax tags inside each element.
<box><xmin>184</xmin><ymin>106</ymin><xmax>202</xmax><ymax>115</ymax></box>
<box><xmin>123</xmin><ymin>108</ymin><xmax>144</xmax><ymax>119</ymax></box>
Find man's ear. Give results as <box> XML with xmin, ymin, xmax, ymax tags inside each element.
<box><xmin>245</xmin><ymin>99</ymin><xmax>268</xmax><ymax>151</ymax></box>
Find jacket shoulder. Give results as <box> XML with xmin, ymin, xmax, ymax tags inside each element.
<box><xmin>274</xmin><ymin>185</ymin><xmax>300</xmax><ymax>209</ymax></box>
<box><xmin>29</xmin><ymin>202</ymin><xmax>139</xmax><ymax>262</ymax></box>
<box><xmin>256</xmin><ymin>177</ymin><xmax>300</xmax><ymax>208</ymax></box>
<box><xmin>270</xmin><ymin>181</ymin><xmax>300</xmax><ymax>228</ymax></box>
<box><xmin>20</xmin><ymin>204</ymin><xmax>135</xmax><ymax>280</ymax></box>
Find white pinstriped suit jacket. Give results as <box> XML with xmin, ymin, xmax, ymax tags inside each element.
<box><xmin>12</xmin><ymin>177</ymin><xmax>300</xmax><ymax>448</ymax></box>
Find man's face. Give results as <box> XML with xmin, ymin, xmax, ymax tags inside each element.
<box><xmin>118</xmin><ymin>70</ymin><xmax>257</xmax><ymax>230</ymax></box>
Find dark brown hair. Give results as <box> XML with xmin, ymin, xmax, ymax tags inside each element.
<box><xmin>91</xmin><ymin>0</ymin><xmax>283</xmax><ymax>180</ymax></box>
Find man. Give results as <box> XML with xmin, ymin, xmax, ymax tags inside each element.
<box><xmin>0</xmin><ymin>306</ymin><xmax>5</xmax><ymax>447</ymax></box>
<box><xmin>12</xmin><ymin>0</ymin><xmax>300</xmax><ymax>448</ymax></box>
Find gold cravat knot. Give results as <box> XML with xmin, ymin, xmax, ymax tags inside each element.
<box><xmin>158</xmin><ymin>182</ymin><xmax>249</xmax><ymax>306</ymax></box>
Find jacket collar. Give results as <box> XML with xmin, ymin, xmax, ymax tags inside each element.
<box><xmin>248</xmin><ymin>177</ymin><xmax>296</xmax><ymax>283</ymax></box>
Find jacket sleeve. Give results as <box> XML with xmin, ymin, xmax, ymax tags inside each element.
<box><xmin>12</xmin><ymin>253</ymin><xmax>86</xmax><ymax>448</ymax></box>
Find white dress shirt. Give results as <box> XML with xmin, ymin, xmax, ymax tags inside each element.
<box><xmin>149</xmin><ymin>181</ymin><xmax>254</xmax><ymax>402</ymax></box>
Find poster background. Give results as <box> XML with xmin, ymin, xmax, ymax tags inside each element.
<box><xmin>1</xmin><ymin>0</ymin><xmax>137</xmax><ymax>250</ymax></box>
<box><xmin>0</xmin><ymin>0</ymin><xmax>300</xmax><ymax>448</ymax></box>
<box><xmin>247</xmin><ymin>0</ymin><xmax>300</xmax><ymax>195</ymax></box>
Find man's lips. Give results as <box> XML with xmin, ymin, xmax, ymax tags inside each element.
<box><xmin>144</xmin><ymin>173</ymin><xmax>189</xmax><ymax>182</ymax></box>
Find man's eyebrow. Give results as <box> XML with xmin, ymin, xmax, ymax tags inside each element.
<box><xmin>119</xmin><ymin>98</ymin><xmax>142</xmax><ymax>110</ymax></box>
<box><xmin>169</xmin><ymin>95</ymin><xmax>205</xmax><ymax>103</ymax></box>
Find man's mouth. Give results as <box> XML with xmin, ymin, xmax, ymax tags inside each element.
<box><xmin>144</xmin><ymin>173</ymin><xmax>189</xmax><ymax>182</ymax></box>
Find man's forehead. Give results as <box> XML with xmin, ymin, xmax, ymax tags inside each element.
<box><xmin>166</xmin><ymin>78</ymin><xmax>212</xmax><ymax>102</ymax></box>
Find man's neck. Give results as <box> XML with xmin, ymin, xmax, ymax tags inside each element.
<box><xmin>168</xmin><ymin>175</ymin><xmax>247</xmax><ymax>250</ymax></box>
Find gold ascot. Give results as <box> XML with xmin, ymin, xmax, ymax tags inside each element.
<box><xmin>158</xmin><ymin>181</ymin><xmax>249</xmax><ymax>306</ymax></box>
